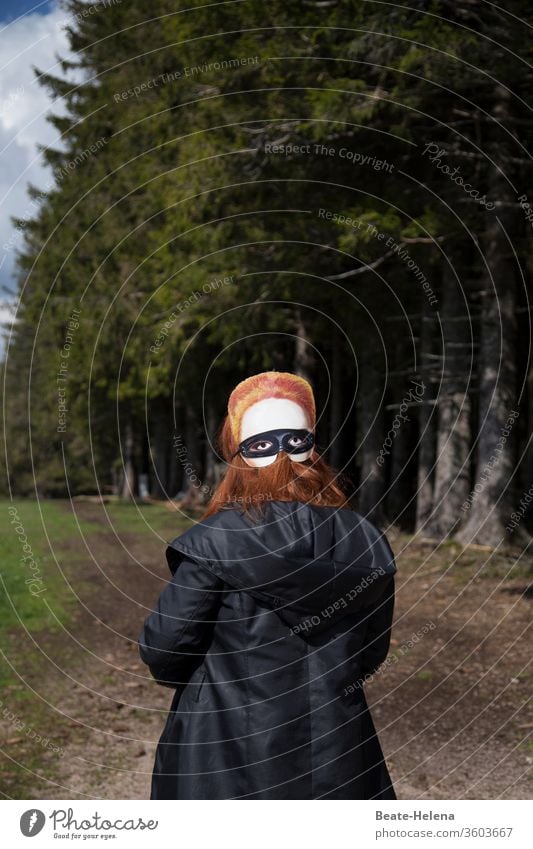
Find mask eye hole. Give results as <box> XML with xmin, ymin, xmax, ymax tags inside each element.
<box><xmin>249</xmin><ymin>439</ymin><xmax>274</xmax><ymax>454</ymax></box>
<box><xmin>288</xmin><ymin>436</ymin><xmax>304</xmax><ymax>448</ymax></box>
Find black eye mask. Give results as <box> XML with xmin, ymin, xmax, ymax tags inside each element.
<box><xmin>233</xmin><ymin>428</ymin><xmax>315</xmax><ymax>459</ymax></box>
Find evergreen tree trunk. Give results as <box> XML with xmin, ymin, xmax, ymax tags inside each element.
<box><xmin>179</xmin><ymin>405</ymin><xmax>204</xmax><ymax>509</ymax></box>
<box><xmin>328</xmin><ymin>335</ymin><xmax>343</xmax><ymax>468</ymax></box>
<box><xmin>168</xmin><ymin>403</ymin><xmax>182</xmax><ymax>498</ymax></box>
<box><xmin>294</xmin><ymin>308</ymin><xmax>315</xmax><ymax>384</ymax></box>
<box><xmin>149</xmin><ymin>401</ymin><xmax>170</xmax><ymax>498</ymax></box>
<box><xmin>203</xmin><ymin>402</ymin><xmax>218</xmax><ymax>501</ymax></box>
<box><xmin>120</xmin><ymin>417</ymin><xmax>136</xmax><ymax>500</ymax></box>
<box><xmin>458</xmin><ymin>128</ymin><xmax>519</xmax><ymax>545</ymax></box>
<box><xmin>415</xmin><ymin>305</ymin><xmax>437</xmax><ymax>533</ymax></box>
<box><xmin>427</xmin><ymin>254</ymin><xmax>472</xmax><ymax>538</ymax></box>
<box><xmin>388</xmin><ymin>336</ymin><xmax>413</xmax><ymax>526</ymax></box>
<box><xmin>357</xmin><ymin>359</ymin><xmax>386</xmax><ymax>525</ymax></box>
<box><xmin>388</xmin><ymin>404</ymin><xmax>412</xmax><ymax>526</ymax></box>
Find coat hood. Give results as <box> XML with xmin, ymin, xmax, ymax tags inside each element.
<box><xmin>165</xmin><ymin>500</ymin><xmax>396</xmax><ymax>635</ymax></box>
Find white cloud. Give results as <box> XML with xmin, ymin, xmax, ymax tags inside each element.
<box><xmin>0</xmin><ymin>2</ymin><xmax>77</xmax><ymax>296</ymax></box>
<box><xmin>0</xmin><ymin>301</ymin><xmax>16</xmax><ymax>324</ymax></box>
<box><xmin>0</xmin><ymin>299</ymin><xmax>17</xmax><ymax>352</ymax></box>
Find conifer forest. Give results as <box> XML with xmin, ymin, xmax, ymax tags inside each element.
<box><xmin>2</xmin><ymin>0</ymin><xmax>533</xmax><ymax>549</ymax></box>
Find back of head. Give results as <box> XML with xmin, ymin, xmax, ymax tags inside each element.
<box><xmin>202</xmin><ymin>370</ymin><xmax>351</xmax><ymax>519</ymax></box>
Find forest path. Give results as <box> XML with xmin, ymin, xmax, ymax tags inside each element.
<box><xmin>6</xmin><ymin>502</ymin><xmax>532</xmax><ymax>800</ymax></box>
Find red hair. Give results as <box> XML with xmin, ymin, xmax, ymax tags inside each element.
<box><xmin>201</xmin><ymin>415</ymin><xmax>351</xmax><ymax>519</ymax></box>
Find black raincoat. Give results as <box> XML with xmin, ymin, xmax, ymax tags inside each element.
<box><xmin>138</xmin><ymin>499</ymin><xmax>397</xmax><ymax>800</ymax></box>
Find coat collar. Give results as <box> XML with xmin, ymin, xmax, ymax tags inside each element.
<box><xmin>165</xmin><ymin>500</ymin><xmax>396</xmax><ymax>634</ymax></box>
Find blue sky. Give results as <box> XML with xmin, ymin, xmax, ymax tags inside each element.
<box><xmin>0</xmin><ymin>0</ymin><xmax>73</xmax><ymax>346</ymax></box>
<box><xmin>0</xmin><ymin>1</ymin><xmax>53</xmax><ymax>22</ymax></box>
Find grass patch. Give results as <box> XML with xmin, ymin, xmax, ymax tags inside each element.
<box><xmin>417</xmin><ymin>670</ymin><xmax>433</xmax><ymax>681</ymax></box>
<box><xmin>0</xmin><ymin>499</ymin><xmax>102</xmax><ymax>796</ymax></box>
<box><xmin>90</xmin><ymin>498</ymin><xmax>194</xmax><ymax>539</ymax></box>
<box><xmin>0</xmin><ymin>497</ymin><xmax>194</xmax><ymax>797</ymax></box>
<box><xmin>396</xmin><ymin>533</ymin><xmax>533</xmax><ymax>583</ymax></box>
<box><xmin>0</xmin><ymin>498</ymin><xmax>193</xmax><ymax>658</ymax></box>
<box><xmin>0</xmin><ymin>500</ymin><xmax>97</xmax><ymax>645</ymax></box>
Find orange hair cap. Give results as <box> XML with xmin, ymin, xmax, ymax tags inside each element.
<box><xmin>228</xmin><ymin>371</ymin><xmax>316</xmax><ymax>446</ymax></box>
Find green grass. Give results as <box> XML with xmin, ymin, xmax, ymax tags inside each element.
<box><xmin>0</xmin><ymin>499</ymin><xmax>94</xmax><ymax>642</ymax></box>
<box><xmin>0</xmin><ymin>499</ymin><xmax>192</xmax><ymax>653</ymax></box>
<box><xmin>0</xmin><ymin>497</ymin><xmax>193</xmax><ymax>797</ymax></box>
<box><xmin>417</xmin><ymin>670</ymin><xmax>433</xmax><ymax>681</ymax></box>
<box><xmin>102</xmin><ymin>498</ymin><xmax>194</xmax><ymax>538</ymax></box>
<box><xmin>396</xmin><ymin>533</ymin><xmax>533</xmax><ymax>583</ymax></box>
<box><xmin>0</xmin><ymin>499</ymin><xmax>102</xmax><ymax>795</ymax></box>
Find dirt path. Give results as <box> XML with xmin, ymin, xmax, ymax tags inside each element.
<box><xmin>2</xmin><ymin>503</ymin><xmax>531</xmax><ymax>799</ymax></box>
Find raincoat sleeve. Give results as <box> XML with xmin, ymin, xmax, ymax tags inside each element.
<box><xmin>359</xmin><ymin>575</ymin><xmax>395</xmax><ymax>678</ymax></box>
<box><xmin>138</xmin><ymin>555</ymin><xmax>225</xmax><ymax>688</ymax></box>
